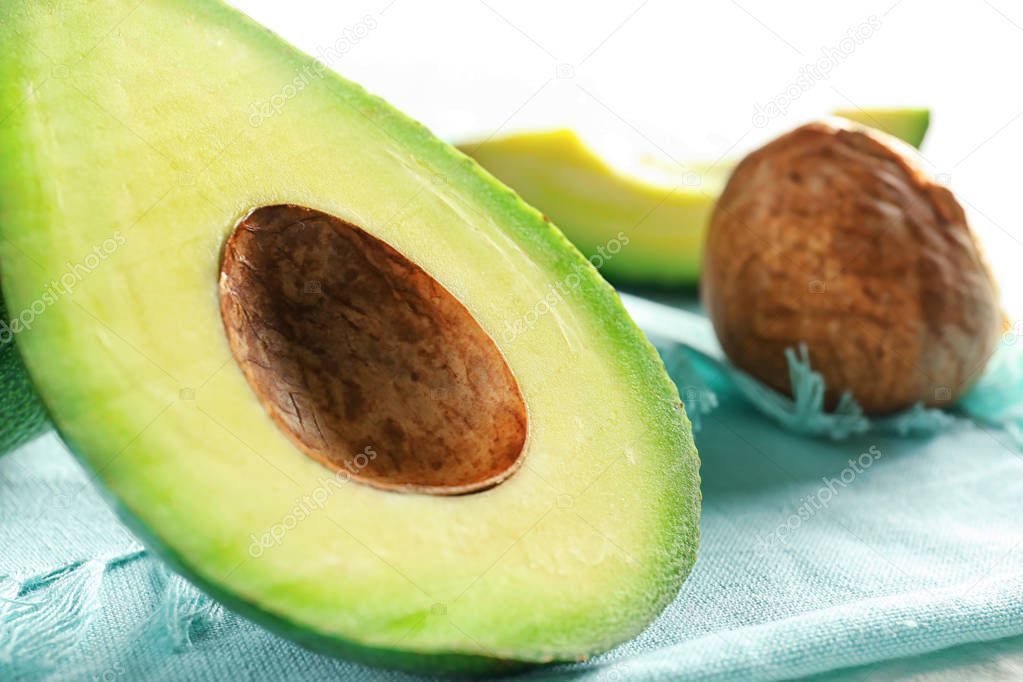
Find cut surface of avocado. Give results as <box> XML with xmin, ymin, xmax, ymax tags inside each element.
<box><xmin>459</xmin><ymin>110</ymin><xmax>929</xmax><ymax>287</ymax></box>
<box><xmin>0</xmin><ymin>0</ymin><xmax>699</xmax><ymax>673</ymax></box>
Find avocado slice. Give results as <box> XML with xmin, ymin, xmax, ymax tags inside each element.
<box><xmin>833</xmin><ymin>107</ymin><xmax>931</xmax><ymax>149</ymax></box>
<box><xmin>461</xmin><ymin>130</ymin><xmax>722</xmax><ymax>287</ymax></box>
<box><xmin>0</xmin><ymin>0</ymin><xmax>699</xmax><ymax>674</ymax></box>
<box><xmin>459</xmin><ymin>110</ymin><xmax>929</xmax><ymax>287</ymax></box>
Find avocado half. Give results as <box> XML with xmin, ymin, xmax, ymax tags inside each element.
<box><xmin>459</xmin><ymin>109</ymin><xmax>929</xmax><ymax>287</ymax></box>
<box><xmin>0</xmin><ymin>0</ymin><xmax>699</xmax><ymax>674</ymax></box>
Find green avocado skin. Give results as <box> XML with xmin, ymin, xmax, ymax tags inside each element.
<box><xmin>0</xmin><ymin>293</ymin><xmax>49</xmax><ymax>454</ymax></box>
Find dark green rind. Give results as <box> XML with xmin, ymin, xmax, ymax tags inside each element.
<box><xmin>0</xmin><ymin>293</ymin><xmax>50</xmax><ymax>455</ymax></box>
<box><xmin>0</xmin><ymin>0</ymin><xmax>700</xmax><ymax>674</ymax></box>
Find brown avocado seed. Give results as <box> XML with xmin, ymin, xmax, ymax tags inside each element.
<box><xmin>701</xmin><ymin>120</ymin><xmax>1003</xmax><ymax>415</ymax></box>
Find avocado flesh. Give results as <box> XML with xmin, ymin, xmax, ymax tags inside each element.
<box><xmin>459</xmin><ymin>110</ymin><xmax>929</xmax><ymax>287</ymax></box>
<box><xmin>0</xmin><ymin>0</ymin><xmax>699</xmax><ymax>673</ymax></box>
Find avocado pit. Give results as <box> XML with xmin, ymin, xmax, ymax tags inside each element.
<box><xmin>219</xmin><ymin>204</ymin><xmax>528</xmax><ymax>494</ymax></box>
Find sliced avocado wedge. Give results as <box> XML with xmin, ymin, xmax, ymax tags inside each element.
<box><xmin>833</xmin><ymin>107</ymin><xmax>931</xmax><ymax>149</ymax></box>
<box><xmin>460</xmin><ymin>109</ymin><xmax>929</xmax><ymax>286</ymax></box>
<box><xmin>0</xmin><ymin>0</ymin><xmax>699</xmax><ymax>674</ymax></box>
<box><xmin>461</xmin><ymin>130</ymin><xmax>721</xmax><ymax>286</ymax></box>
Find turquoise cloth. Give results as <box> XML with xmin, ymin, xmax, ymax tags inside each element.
<box><xmin>3</xmin><ymin>297</ymin><xmax>1023</xmax><ymax>681</ymax></box>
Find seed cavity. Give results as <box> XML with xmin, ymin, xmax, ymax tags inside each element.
<box><xmin>219</xmin><ymin>204</ymin><xmax>528</xmax><ymax>494</ymax></box>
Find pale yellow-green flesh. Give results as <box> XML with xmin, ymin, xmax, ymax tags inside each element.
<box><xmin>462</xmin><ymin>130</ymin><xmax>722</xmax><ymax>285</ymax></box>
<box><xmin>0</xmin><ymin>0</ymin><xmax>698</xmax><ymax>665</ymax></box>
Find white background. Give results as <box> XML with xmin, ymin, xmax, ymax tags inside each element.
<box><xmin>232</xmin><ymin>0</ymin><xmax>1023</xmax><ymax>317</ymax></box>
